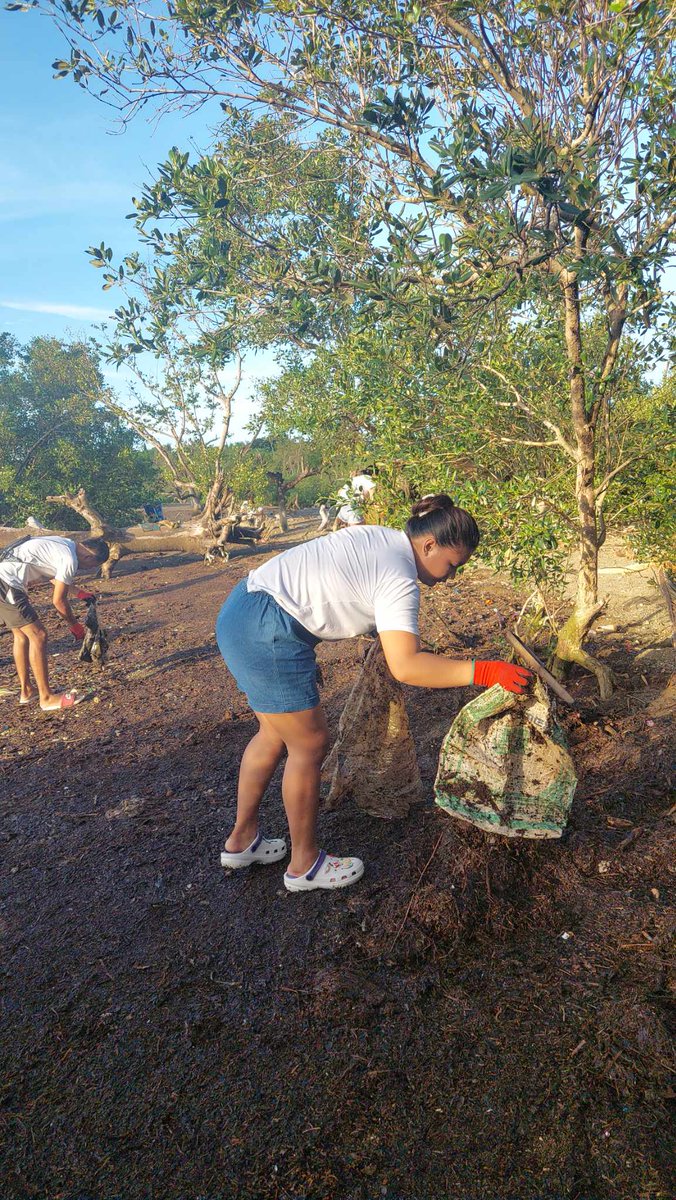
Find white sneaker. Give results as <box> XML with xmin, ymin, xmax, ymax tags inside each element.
<box><xmin>284</xmin><ymin>850</ymin><xmax>364</xmax><ymax>892</ymax></box>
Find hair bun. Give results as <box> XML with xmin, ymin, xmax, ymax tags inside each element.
<box><xmin>411</xmin><ymin>493</ymin><xmax>455</xmax><ymax>519</ymax></box>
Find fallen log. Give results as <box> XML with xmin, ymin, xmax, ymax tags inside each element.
<box><xmin>0</xmin><ymin>486</ymin><xmax>270</xmax><ymax>578</ymax></box>
<box><xmin>0</xmin><ymin>522</ymin><xmax>223</xmax><ymax>578</ymax></box>
<box><xmin>0</xmin><ymin>522</ymin><xmax>214</xmax><ymax>554</ymax></box>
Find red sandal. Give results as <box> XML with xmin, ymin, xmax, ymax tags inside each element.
<box><xmin>40</xmin><ymin>690</ymin><xmax>85</xmax><ymax>713</ymax></box>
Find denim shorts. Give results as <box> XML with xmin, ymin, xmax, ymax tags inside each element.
<box><xmin>216</xmin><ymin>579</ymin><xmax>321</xmax><ymax>714</ymax></box>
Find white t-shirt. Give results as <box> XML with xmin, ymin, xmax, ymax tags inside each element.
<box><xmin>336</xmin><ymin>474</ymin><xmax>376</xmax><ymax>525</ymax></box>
<box><xmin>351</xmin><ymin>473</ymin><xmax>376</xmax><ymax>499</ymax></box>
<box><xmin>247</xmin><ymin>524</ymin><xmax>420</xmax><ymax>640</ymax></box>
<box><xmin>336</xmin><ymin>503</ymin><xmax>364</xmax><ymax>526</ymax></box>
<box><xmin>0</xmin><ymin>536</ymin><xmax>79</xmax><ymax>595</ymax></box>
<box><xmin>337</xmin><ymin>474</ymin><xmax>376</xmax><ymax>505</ymax></box>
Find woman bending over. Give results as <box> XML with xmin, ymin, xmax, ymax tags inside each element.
<box><xmin>216</xmin><ymin>494</ymin><xmax>531</xmax><ymax>893</ymax></box>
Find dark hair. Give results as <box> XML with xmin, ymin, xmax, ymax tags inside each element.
<box><xmin>80</xmin><ymin>536</ymin><xmax>110</xmax><ymax>564</ymax></box>
<box><xmin>405</xmin><ymin>493</ymin><xmax>480</xmax><ymax>552</ymax></box>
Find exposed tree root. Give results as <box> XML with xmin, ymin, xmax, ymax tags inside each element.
<box><xmin>553</xmin><ymin>599</ymin><xmax>617</xmax><ymax>700</ymax></box>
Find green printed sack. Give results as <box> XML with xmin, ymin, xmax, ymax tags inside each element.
<box><xmin>434</xmin><ymin>682</ymin><xmax>577</xmax><ymax>839</ymax></box>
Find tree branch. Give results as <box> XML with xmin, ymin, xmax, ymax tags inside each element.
<box><xmin>480</xmin><ymin>364</ymin><xmax>576</xmax><ymax>458</ymax></box>
<box><xmin>14</xmin><ymin>415</ymin><xmax>73</xmax><ymax>478</ymax></box>
<box><xmin>595</xmin><ymin>456</ymin><xmax>637</xmax><ymax>503</ymax></box>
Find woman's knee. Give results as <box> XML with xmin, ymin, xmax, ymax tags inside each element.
<box><xmin>254</xmin><ymin>720</ymin><xmax>286</xmax><ymax>757</ymax></box>
<box><xmin>257</xmin><ymin>707</ymin><xmax>330</xmax><ymax>763</ymax></box>
<box><xmin>290</xmin><ymin>727</ymin><xmax>330</xmax><ymax>764</ymax></box>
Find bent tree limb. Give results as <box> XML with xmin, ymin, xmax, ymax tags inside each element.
<box><xmin>46</xmin><ymin>487</ymin><xmax>110</xmax><ymax>535</ymax></box>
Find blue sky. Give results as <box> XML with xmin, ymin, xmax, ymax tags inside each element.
<box><xmin>1</xmin><ymin>9</ymin><xmax>670</xmax><ymax>428</ymax></box>
<box><xmin>0</xmin><ymin>8</ymin><xmax>275</xmax><ymax>439</ymax></box>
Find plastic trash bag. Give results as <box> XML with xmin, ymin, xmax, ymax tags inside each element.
<box><xmin>434</xmin><ymin>681</ymin><xmax>577</xmax><ymax>839</ymax></box>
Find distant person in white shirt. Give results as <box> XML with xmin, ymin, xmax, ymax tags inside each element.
<box><xmin>334</xmin><ymin>469</ymin><xmax>377</xmax><ymax>528</ymax></box>
<box><xmin>216</xmin><ymin>495</ymin><xmax>531</xmax><ymax>893</ymax></box>
<box><xmin>0</xmin><ymin>535</ymin><xmax>109</xmax><ymax>711</ymax></box>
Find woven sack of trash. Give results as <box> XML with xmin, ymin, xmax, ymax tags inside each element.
<box><xmin>434</xmin><ymin>680</ymin><xmax>577</xmax><ymax>839</ymax></box>
<box><xmin>322</xmin><ymin>639</ymin><xmax>423</xmax><ymax>819</ymax></box>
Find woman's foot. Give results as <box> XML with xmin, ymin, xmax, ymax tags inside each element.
<box><xmin>19</xmin><ymin>687</ymin><xmax>36</xmax><ymax>706</ymax></box>
<box><xmin>284</xmin><ymin>850</ymin><xmax>364</xmax><ymax>892</ymax></box>
<box><xmin>220</xmin><ymin>832</ymin><xmax>287</xmax><ymax>869</ymax></box>
<box><xmin>39</xmin><ymin>690</ymin><xmax>85</xmax><ymax>713</ymax></box>
<box><xmin>223</xmin><ymin>822</ymin><xmax>260</xmax><ymax>854</ymax></box>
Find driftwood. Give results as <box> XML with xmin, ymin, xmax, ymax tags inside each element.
<box><xmin>0</xmin><ymin>486</ymin><xmax>279</xmax><ymax>579</ymax></box>
<box><xmin>321</xmin><ymin>638</ymin><xmax>424</xmax><ymax>818</ymax></box>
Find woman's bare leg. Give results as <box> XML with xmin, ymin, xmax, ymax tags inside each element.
<box><xmin>264</xmin><ymin>707</ymin><xmax>331</xmax><ymax>875</ymax></box>
<box><xmin>278</xmin><ymin>708</ymin><xmax>330</xmax><ymax>875</ymax></box>
<box><xmin>225</xmin><ymin>706</ymin><xmax>330</xmax><ymax>874</ymax></box>
<box><xmin>224</xmin><ymin>717</ymin><xmax>286</xmax><ymax>852</ymax></box>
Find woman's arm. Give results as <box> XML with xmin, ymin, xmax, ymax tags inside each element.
<box><xmin>378</xmin><ymin>630</ymin><xmax>531</xmax><ymax>693</ymax></box>
<box><xmin>379</xmin><ymin>630</ymin><xmax>473</xmax><ymax>687</ymax></box>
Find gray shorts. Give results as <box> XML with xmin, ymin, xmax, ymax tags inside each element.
<box><xmin>0</xmin><ymin>583</ymin><xmax>38</xmax><ymax>629</ymax></box>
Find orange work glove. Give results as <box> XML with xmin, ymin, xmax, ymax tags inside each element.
<box><xmin>69</xmin><ymin>622</ymin><xmax>86</xmax><ymax>642</ymax></box>
<box><xmin>472</xmin><ymin>660</ymin><xmax>533</xmax><ymax>694</ymax></box>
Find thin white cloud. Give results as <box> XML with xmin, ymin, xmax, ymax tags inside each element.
<box><xmin>0</xmin><ymin>300</ymin><xmax>112</xmax><ymax>320</ymax></box>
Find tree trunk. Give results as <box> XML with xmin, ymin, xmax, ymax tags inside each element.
<box><xmin>266</xmin><ymin>462</ymin><xmax>318</xmax><ymax>532</ymax></box>
<box><xmin>321</xmin><ymin>639</ymin><xmax>424</xmax><ymax>818</ymax></box>
<box><xmin>199</xmin><ymin>469</ymin><xmax>236</xmax><ymax>533</ymax></box>
<box><xmin>97</xmin><ymin>394</ymin><xmax>202</xmax><ymax>507</ymax></box>
<box><xmin>553</xmin><ymin>272</ymin><xmax>615</xmax><ymax>700</ymax></box>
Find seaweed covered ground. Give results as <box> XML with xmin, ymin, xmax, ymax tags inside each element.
<box><xmin>0</xmin><ymin>517</ymin><xmax>673</xmax><ymax>1200</ymax></box>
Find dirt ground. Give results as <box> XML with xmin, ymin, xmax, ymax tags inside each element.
<box><xmin>0</xmin><ymin>517</ymin><xmax>673</xmax><ymax>1200</ymax></box>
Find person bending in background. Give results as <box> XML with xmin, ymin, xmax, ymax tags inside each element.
<box><xmin>216</xmin><ymin>495</ymin><xmax>532</xmax><ymax>893</ymax></box>
<box><xmin>334</xmin><ymin>469</ymin><xmax>377</xmax><ymax>528</ymax></box>
<box><xmin>0</xmin><ymin>534</ymin><xmax>109</xmax><ymax>711</ymax></box>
